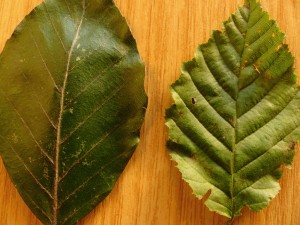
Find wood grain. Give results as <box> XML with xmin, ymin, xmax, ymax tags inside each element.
<box><xmin>1</xmin><ymin>0</ymin><xmax>300</xmax><ymax>224</ymax></box>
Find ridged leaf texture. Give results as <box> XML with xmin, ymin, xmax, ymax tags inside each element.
<box><xmin>166</xmin><ymin>0</ymin><xmax>299</xmax><ymax>221</ymax></box>
<box><xmin>0</xmin><ymin>0</ymin><xmax>147</xmax><ymax>224</ymax></box>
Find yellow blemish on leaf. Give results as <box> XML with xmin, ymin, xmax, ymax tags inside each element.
<box><xmin>10</xmin><ymin>133</ymin><xmax>19</xmax><ymax>144</ymax></box>
<box><xmin>253</xmin><ymin>64</ymin><xmax>261</xmax><ymax>74</ymax></box>
<box><xmin>82</xmin><ymin>158</ymin><xmax>91</xmax><ymax>166</ymax></box>
<box><xmin>71</xmin><ymin>141</ymin><xmax>86</xmax><ymax>158</ymax></box>
<box><xmin>43</xmin><ymin>167</ymin><xmax>49</xmax><ymax>180</ymax></box>
<box><xmin>276</xmin><ymin>44</ymin><xmax>283</xmax><ymax>52</ymax></box>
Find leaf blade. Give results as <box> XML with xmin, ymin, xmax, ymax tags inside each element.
<box><xmin>166</xmin><ymin>0</ymin><xmax>299</xmax><ymax>220</ymax></box>
<box><xmin>0</xmin><ymin>0</ymin><xmax>147</xmax><ymax>224</ymax></box>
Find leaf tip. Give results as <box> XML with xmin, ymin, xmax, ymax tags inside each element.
<box><xmin>244</xmin><ymin>0</ymin><xmax>261</xmax><ymax>8</ymax></box>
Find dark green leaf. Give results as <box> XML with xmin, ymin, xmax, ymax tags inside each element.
<box><xmin>166</xmin><ymin>0</ymin><xmax>298</xmax><ymax>222</ymax></box>
<box><xmin>0</xmin><ymin>0</ymin><xmax>147</xmax><ymax>224</ymax></box>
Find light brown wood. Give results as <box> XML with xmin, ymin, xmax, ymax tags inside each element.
<box><xmin>1</xmin><ymin>0</ymin><xmax>300</xmax><ymax>224</ymax></box>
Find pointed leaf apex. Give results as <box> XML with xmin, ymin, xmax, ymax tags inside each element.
<box><xmin>245</xmin><ymin>0</ymin><xmax>260</xmax><ymax>8</ymax></box>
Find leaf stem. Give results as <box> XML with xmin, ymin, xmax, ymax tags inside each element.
<box><xmin>226</xmin><ymin>218</ymin><xmax>235</xmax><ymax>225</ymax></box>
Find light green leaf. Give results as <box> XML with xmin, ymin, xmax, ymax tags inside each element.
<box><xmin>166</xmin><ymin>0</ymin><xmax>298</xmax><ymax>222</ymax></box>
<box><xmin>0</xmin><ymin>0</ymin><xmax>147</xmax><ymax>224</ymax></box>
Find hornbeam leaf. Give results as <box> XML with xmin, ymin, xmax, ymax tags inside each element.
<box><xmin>166</xmin><ymin>0</ymin><xmax>298</xmax><ymax>222</ymax></box>
<box><xmin>0</xmin><ymin>0</ymin><xmax>147</xmax><ymax>224</ymax></box>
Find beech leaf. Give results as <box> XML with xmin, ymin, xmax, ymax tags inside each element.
<box><xmin>0</xmin><ymin>0</ymin><xmax>147</xmax><ymax>224</ymax></box>
<box><xmin>166</xmin><ymin>0</ymin><xmax>299</xmax><ymax>222</ymax></box>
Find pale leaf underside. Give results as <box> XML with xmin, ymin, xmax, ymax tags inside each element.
<box><xmin>0</xmin><ymin>0</ymin><xmax>147</xmax><ymax>224</ymax></box>
<box><xmin>166</xmin><ymin>0</ymin><xmax>299</xmax><ymax>220</ymax></box>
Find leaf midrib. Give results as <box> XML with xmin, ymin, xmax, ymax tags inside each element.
<box><xmin>230</xmin><ymin>3</ymin><xmax>250</xmax><ymax>219</ymax></box>
<box><xmin>227</xmin><ymin>1</ymin><xmax>283</xmax><ymax>218</ymax></box>
<box><xmin>53</xmin><ymin>1</ymin><xmax>86</xmax><ymax>224</ymax></box>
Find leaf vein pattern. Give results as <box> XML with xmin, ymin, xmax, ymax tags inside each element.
<box><xmin>170</xmin><ymin>118</ymin><xmax>231</xmax><ymax>173</ymax></box>
<box><xmin>213</xmin><ymin>37</ymin><xmax>240</xmax><ymax>77</ymax></box>
<box><xmin>30</xmin><ymin>33</ymin><xmax>60</xmax><ymax>92</ymax></box>
<box><xmin>246</xmin><ymin>13</ymin><xmax>264</xmax><ymax>33</ymax></box>
<box><xmin>59</xmin><ymin>148</ymin><xmax>130</xmax><ymax>209</ymax></box>
<box><xmin>53</xmin><ymin>1</ymin><xmax>86</xmax><ymax>224</ymax></box>
<box><xmin>174</xmin><ymin>92</ymin><xmax>233</xmax><ymax>152</ymax></box>
<box><xmin>231</xmin><ymin>16</ymin><xmax>244</xmax><ymax>35</ymax></box>
<box><xmin>21</xmin><ymin>73</ymin><xmax>57</xmax><ymax>129</ymax></box>
<box><xmin>185</xmin><ymin>68</ymin><xmax>235</xmax><ymax>128</ymax></box>
<box><xmin>238</xmin><ymin>8</ymin><xmax>249</xmax><ymax>22</ymax></box>
<box><xmin>43</xmin><ymin>3</ymin><xmax>67</xmax><ymax>53</ymax></box>
<box><xmin>223</xmin><ymin>31</ymin><xmax>241</xmax><ymax>56</ymax></box>
<box><xmin>60</xmin><ymin>81</ymin><xmax>127</xmax><ymax>144</ymax></box>
<box><xmin>59</xmin><ymin>123</ymin><xmax>120</xmax><ymax>181</ymax></box>
<box><xmin>174</xmin><ymin>153</ymin><xmax>231</xmax><ymax>201</ymax></box>
<box><xmin>235</xmin><ymin>122</ymin><xmax>300</xmax><ymax>176</ymax></box>
<box><xmin>231</xmin><ymin>4</ymin><xmax>262</xmax><ymax>216</ymax></box>
<box><xmin>65</xmin><ymin>55</ymin><xmax>126</xmax><ymax>109</ymax></box>
<box><xmin>23</xmin><ymin>191</ymin><xmax>52</xmax><ymax>223</ymax></box>
<box><xmin>0</xmin><ymin>91</ymin><xmax>54</xmax><ymax>164</ymax></box>
<box><xmin>200</xmin><ymin>50</ymin><xmax>236</xmax><ymax>101</ymax></box>
<box><xmin>63</xmin><ymin>0</ymin><xmax>72</xmax><ymax>15</ymax></box>
<box><xmin>224</xmin><ymin>24</ymin><xmax>245</xmax><ymax>54</ymax></box>
<box><xmin>238</xmin><ymin>89</ymin><xmax>297</xmax><ymax>143</ymax></box>
<box><xmin>248</xmin><ymin>22</ymin><xmax>276</xmax><ymax>46</ymax></box>
<box><xmin>69</xmin><ymin>44</ymin><xmax>116</xmax><ymax>71</ymax></box>
<box><xmin>60</xmin><ymin>150</ymin><xmax>137</xmax><ymax>223</ymax></box>
<box><xmin>248</xmin><ymin>184</ymin><xmax>277</xmax><ymax>190</ymax></box>
<box><xmin>250</xmin><ymin>2</ymin><xmax>260</xmax><ymax>14</ymax></box>
<box><xmin>68</xmin><ymin>5</ymin><xmax>119</xmax><ymax>71</ymax></box>
<box><xmin>68</xmin><ymin>49</ymin><xmax>100</xmax><ymax>71</ymax></box>
<box><xmin>62</xmin><ymin>0</ymin><xmax>77</xmax><ymax>30</ymax></box>
<box><xmin>238</xmin><ymin>70</ymin><xmax>292</xmax><ymax>120</ymax></box>
<box><xmin>2</xmin><ymin>140</ymin><xmax>54</xmax><ymax>199</ymax></box>
<box><xmin>238</xmin><ymin>50</ymin><xmax>282</xmax><ymax>92</ymax></box>
<box><xmin>233</xmin><ymin>170</ymin><xmax>279</xmax><ymax>199</ymax></box>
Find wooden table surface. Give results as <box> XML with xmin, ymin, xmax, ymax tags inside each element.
<box><xmin>1</xmin><ymin>0</ymin><xmax>300</xmax><ymax>224</ymax></box>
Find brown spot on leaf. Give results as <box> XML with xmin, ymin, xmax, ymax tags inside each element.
<box><xmin>192</xmin><ymin>98</ymin><xmax>196</xmax><ymax>105</ymax></box>
<box><xmin>265</xmin><ymin>74</ymin><xmax>272</xmax><ymax>80</ymax></box>
<box><xmin>287</xmin><ymin>141</ymin><xmax>297</xmax><ymax>151</ymax></box>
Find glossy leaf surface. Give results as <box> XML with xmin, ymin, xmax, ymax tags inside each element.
<box><xmin>166</xmin><ymin>0</ymin><xmax>299</xmax><ymax>221</ymax></box>
<box><xmin>0</xmin><ymin>0</ymin><xmax>147</xmax><ymax>224</ymax></box>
